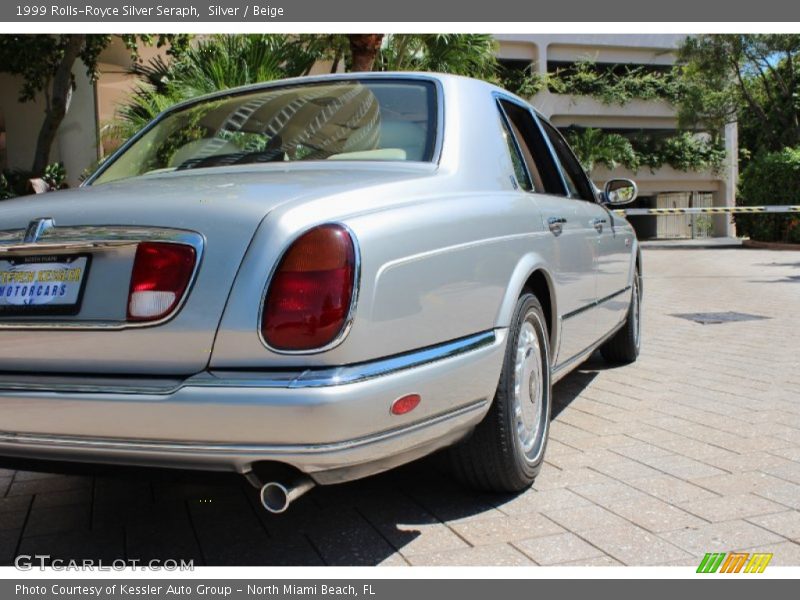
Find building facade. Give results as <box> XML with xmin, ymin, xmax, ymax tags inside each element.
<box><xmin>2</xmin><ymin>35</ymin><xmax>737</xmax><ymax>238</ymax></box>
<box><xmin>495</xmin><ymin>34</ymin><xmax>738</xmax><ymax>239</ymax></box>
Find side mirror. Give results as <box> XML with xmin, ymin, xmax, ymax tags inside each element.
<box><xmin>603</xmin><ymin>179</ymin><xmax>638</xmax><ymax>206</ymax></box>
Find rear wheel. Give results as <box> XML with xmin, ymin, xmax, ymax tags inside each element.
<box><xmin>447</xmin><ymin>293</ymin><xmax>551</xmax><ymax>492</ymax></box>
<box><xmin>600</xmin><ymin>268</ymin><xmax>642</xmax><ymax>364</ymax></box>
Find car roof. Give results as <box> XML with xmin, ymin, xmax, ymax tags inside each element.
<box><xmin>157</xmin><ymin>71</ymin><xmax>536</xmax><ymax>117</ymax></box>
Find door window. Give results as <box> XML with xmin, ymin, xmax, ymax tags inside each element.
<box><xmin>497</xmin><ymin>99</ymin><xmax>565</xmax><ymax>196</ymax></box>
<box><xmin>540</xmin><ymin>120</ymin><xmax>597</xmax><ymax>202</ymax></box>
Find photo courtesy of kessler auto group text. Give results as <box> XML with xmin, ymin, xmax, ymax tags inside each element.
<box><xmin>0</xmin><ymin>0</ymin><xmax>798</xmax><ymax>596</ymax></box>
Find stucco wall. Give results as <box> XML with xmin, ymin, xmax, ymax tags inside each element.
<box><xmin>0</xmin><ymin>63</ymin><xmax>98</xmax><ymax>187</ymax></box>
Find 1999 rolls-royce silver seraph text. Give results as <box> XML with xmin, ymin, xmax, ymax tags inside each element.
<box><xmin>0</xmin><ymin>73</ymin><xmax>641</xmax><ymax>513</ymax></box>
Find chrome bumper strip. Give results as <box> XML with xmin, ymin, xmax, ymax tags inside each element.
<box><xmin>0</xmin><ymin>330</ymin><xmax>499</xmax><ymax>394</ymax></box>
<box><xmin>0</xmin><ymin>330</ymin><xmax>505</xmax><ymax>396</ymax></box>
<box><xmin>201</xmin><ymin>330</ymin><xmax>498</xmax><ymax>389</ymax></box>
<box><xmin>0</xmin><ymin>375</ymin><xmax>183</xmax><ymax>395</ymax></box>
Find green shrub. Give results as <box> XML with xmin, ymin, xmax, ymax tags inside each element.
<box><xmin>737</xmin><ymin>147</ymin><xmax>800</xmax><ymax>243</ymax></box>
<box><xmin>0</xmin><ymin>173</ymin><xmax>14</xmax><ymax>200</ymax></box>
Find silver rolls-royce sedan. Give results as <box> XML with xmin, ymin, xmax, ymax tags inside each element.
<box><xmin>0</xmin><ymin>73</ymin><xmax>641</xmax><ymax>512</ymax></box>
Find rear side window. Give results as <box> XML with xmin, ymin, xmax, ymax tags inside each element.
<box><xmin>497</xmin><ymin>100</ymin><xmax>564</xmax><ymax>195</ymax></box>
<box><xmin>540</xmin><ymin>120</ymin><xmax>597</xmax><ymax>202</ymax></box>
<box><xmin>498</xmin><ymin>112</ymin><xmax>532</xmax><ymax>191</ymax></box>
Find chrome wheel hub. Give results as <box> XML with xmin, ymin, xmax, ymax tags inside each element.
<box><xmin>513</xmin><ymin>320</ymin><xmax>544</xmax><ymax>458</ymax></box>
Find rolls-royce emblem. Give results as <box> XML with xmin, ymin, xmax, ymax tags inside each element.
<box><xmin>23</xmin><ymin>218</ymin><xmax>56</xmax><ymax>243</ymax></box>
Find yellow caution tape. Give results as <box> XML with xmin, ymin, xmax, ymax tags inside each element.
<box><xmin>615</xmin><ymin>205</ymin><xmax>800</xmax><ymax>216</ymax></box>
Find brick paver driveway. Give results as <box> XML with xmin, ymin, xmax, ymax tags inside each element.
<box><xmin>1</xmin><ymin>247</ymin><xmax>799</xmax><ymax>567</ymax></box>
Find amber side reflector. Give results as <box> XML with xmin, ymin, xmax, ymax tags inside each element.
<box><xmin>391</xmin><ymin>394</ymin><xmax>421</xmax><ymax>416</ymax></box>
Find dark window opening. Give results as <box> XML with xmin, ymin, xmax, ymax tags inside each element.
<box><xmin>497</xmin><ymin>99</ymin><xmax>564</xmax><ymax>196</ymax></box>
<box><xmin>547</xmin><ymin>60</ymin><xmax>673</xmax><ymax>77</ymax></box>
<box><xmin>559</xmin><ymin>125</ymin><xmax>682</xmax><ymax>141</ymax></box>
<box><xmin>499</xmin><ymin>58</ymin><xmax>535</xmax><ymax>75</ymax></box>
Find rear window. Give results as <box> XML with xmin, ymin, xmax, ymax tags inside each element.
<box><xmin>92</xmin><ymin>79</ymin><xmax>438</xmax><ymax>185</ymax></box>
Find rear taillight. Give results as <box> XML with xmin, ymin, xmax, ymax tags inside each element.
<box><xmin>262</xmin><ymin>224</ymin><xmax>357</xmax><ymax>351</ymax></box>
<box><xmin>127</xmin><ymin>242</ymin><xmax>196</xmax><ymax>322</ymax></box>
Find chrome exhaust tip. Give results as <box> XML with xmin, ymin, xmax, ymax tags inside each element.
<box><xmin>259</xmin><ymin>476</ymin><xmax>315</xmax><ymax>514</ymax></box>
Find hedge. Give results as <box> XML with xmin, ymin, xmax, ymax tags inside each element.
<box><xmin>737</xmin><ymin>147</ymin><xmax>800</xmax><ymax>244</ymax></box>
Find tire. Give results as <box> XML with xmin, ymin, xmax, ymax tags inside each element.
<box><xmin>600</xmin><ymin>267</ymin><xmax>642</xmax><ymax>364</ymax></box>
<box><xmin>447</xmin><ymin>293</ymin><xmax>552</xmax><ymax>492</ymax></box>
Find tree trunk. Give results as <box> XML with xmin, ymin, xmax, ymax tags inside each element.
<box><xmin>347</xmin><ymin>34</ymin><xmax>383</xmax><ymax>72</ymax></box>
<box><xmin>32</xmin><ymin>34</ymin><xmax>85</xmax><ymax>175</ymax></box>
<box><xmin>330</xmin><ymin>48</ymin><xmax>342</xmax><ymax>73</ymax></box>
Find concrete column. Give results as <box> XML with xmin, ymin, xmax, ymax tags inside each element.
<box><xmin>714</xmin><ymin>121</ymin><xmax>739</xmax><ymax>237</ymax></box>
<box><xmin>535</xmin><ymin>43</ymin><xmax>548</xmax><ymax>75</ymax></box>
<box><xmin>56</xmin><ymin>64</ymin><xmax>100</xmax><ymax>187</ymax></box>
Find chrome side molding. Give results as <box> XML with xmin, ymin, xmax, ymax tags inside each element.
<box><xmin>0</xmin><ymin>330</ymin><xmax>502</xmax><ymax>394</ymax></box>
<box><xmin>200</xmin><ymin>329</ymin><xmax>501</xmax><ymax>389</ymax></box>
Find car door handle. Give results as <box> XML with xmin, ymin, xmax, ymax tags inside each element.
<box><xmin>592</xmin><ymin>217</ymin><xmax>607</xmax><ymax>232</ymax></box>
<box><xmin>548</xmin><ymin>217</ymin><xmax>567</xmax><ymax>236</ymax></box>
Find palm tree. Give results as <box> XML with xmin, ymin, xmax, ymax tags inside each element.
<box><xmin>108</xmin><ymin>34</ymin><xmax>504</xmax><ymax>148</ymax></box>
<box><xmin>322</xmin><ymin>34</ymin><xmax>498</xmax><ymax>76</ymax></box>
<box><xmin>347</xmin><ymin>34</ymin><xmax>384</xmax><ymax>71</ymax></box>
<box><xmin>378</xmin><ymin>34</ymin><xmax>497</xmax><ymax>79</ymax></box>
<box><xmin>109</xmin><ymin>35</ymin><xmax>322</xmax><ymax>144</ymax></box>
<box><xmin>566</xmin><ymin>127</ymin><xmax>639</xmax><ymax>173</ymax></box>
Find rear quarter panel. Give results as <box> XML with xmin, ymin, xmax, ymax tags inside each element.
<box><xmin>209</xmin><ymin>182</ymin><xmax>556</xmax><ymax>368</ymax></box>
<box><xmin>210</xmin><ymin>76</ymin><xmax>563</xmax><ymax>368</ymax></box>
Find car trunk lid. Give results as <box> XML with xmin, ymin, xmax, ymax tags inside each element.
<box><xmin>0</xmin><ymin>164</ymin><xmax>433</xmax><ymax>375</ymax></box>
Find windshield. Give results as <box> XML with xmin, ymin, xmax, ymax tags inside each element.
<box><xmin>92</xmin><ymin>79</ymin><xmax>438</xmax><ymax>185</ymax></box>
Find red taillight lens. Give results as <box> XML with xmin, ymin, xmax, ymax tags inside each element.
<box><xmin>127</xmin><ymin>242</ymin><xmax>196</xmax><ymax>322</ymax></box>
<box><xmin>262</xmin><ymin>224</ymin><xmax>357</xmax><ymax>351</ymax></box>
